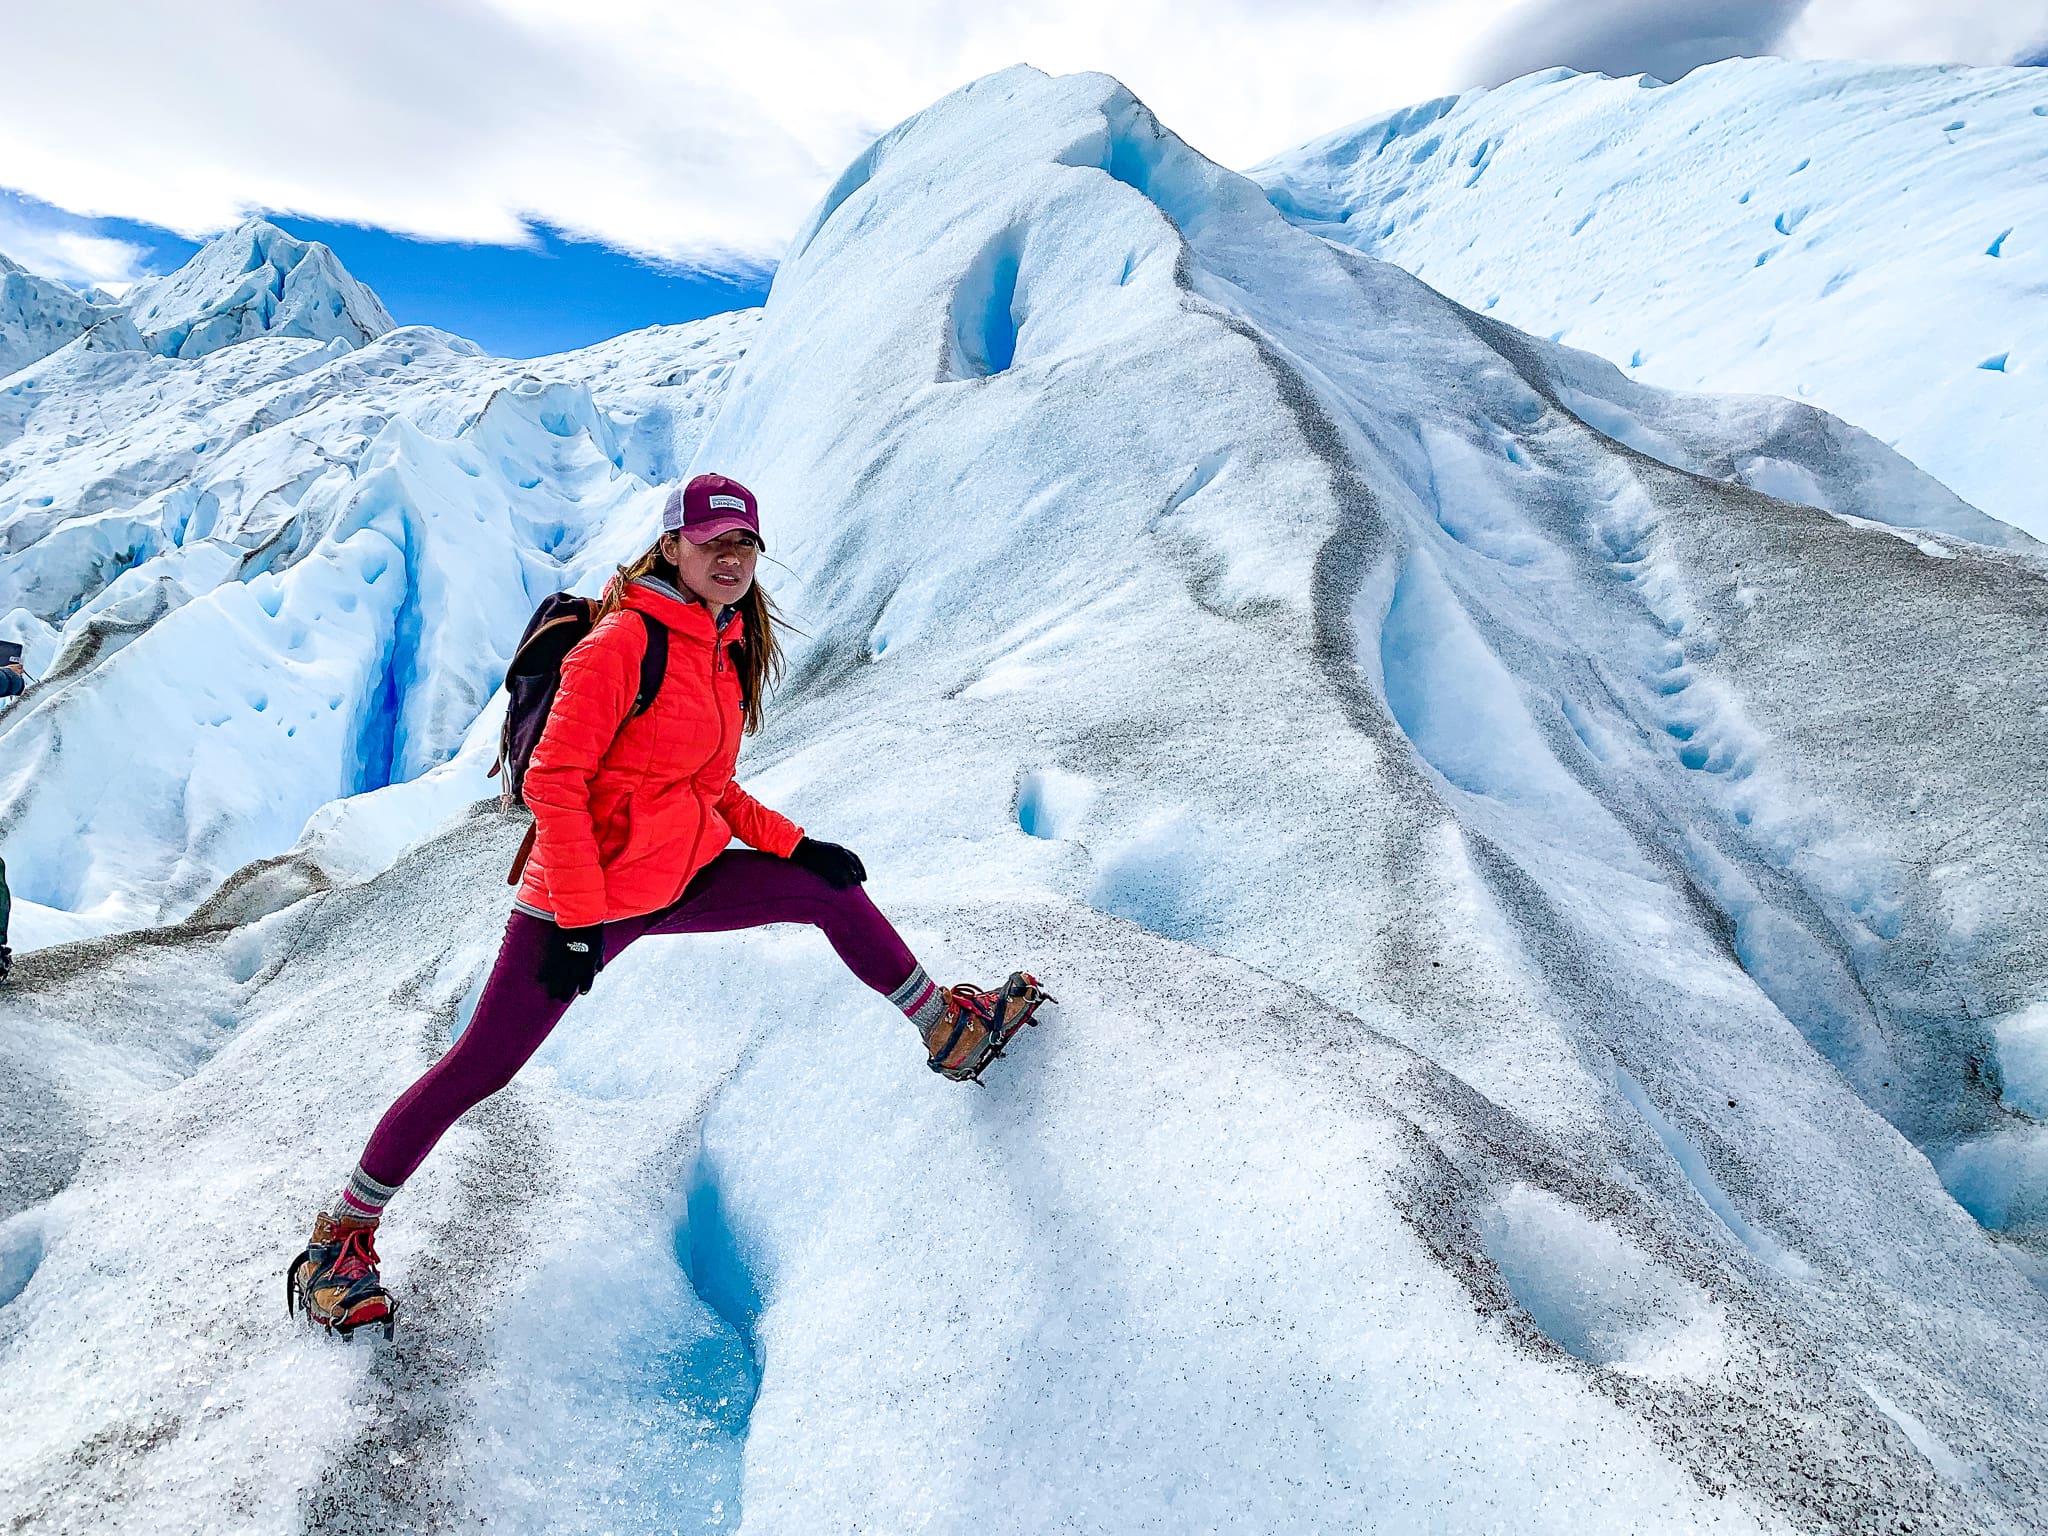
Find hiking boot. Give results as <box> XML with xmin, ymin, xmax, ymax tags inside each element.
<box><xmin>923</xmin><ymin>972</ymin><xmax>1055</xmax><ymax>1082</ymax></box>
<box><xmin>287</xmin><ymin>1213</ymin><xmax>396</xmax><ymax>1340</ymax></box>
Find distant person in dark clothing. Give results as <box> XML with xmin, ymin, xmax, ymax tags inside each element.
<box><xmin>2</xmin><ymin>646</ymin><xmax>25</xmax><ymax>979</ymax></box>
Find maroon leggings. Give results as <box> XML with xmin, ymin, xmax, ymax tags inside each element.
<box><xmin>356</xmin><ymin>850</ymin><xmax>919</xmax><ymax>1188</ymax></box>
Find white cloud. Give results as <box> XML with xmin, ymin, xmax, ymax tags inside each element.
<box><xmin>0</xmin><ymin>1</ymin><xmax>2040</xmax><ymax>276</ymax></box>
<box><xmin>1464</xmin><ymin>0</ymin><xmax>1805</xmax><ymax>86</ymax></box>
<box><xmin>1461</xmin><ymin>0</ymin><xmax>2046</xmax><ymax>85</ymax></box>
<box><xmin>1787</xmin><ymin>0</ymin><xmax>2048</xmax><ymax>63</ymax></box>
<box><xmin>0</xmin><ymin>204</ymin><xmax>151</xmax><ymax>290</ymax></box>
<box><xmin>0</xmin><ymin>0</ymin><xmax>1496</xmax><ymax>271</ymax></box>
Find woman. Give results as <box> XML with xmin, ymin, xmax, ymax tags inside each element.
<box><xmin>289</xmin><ymin>473</ymin><xmax>1048</xmax><ymax>1339</ymax></box>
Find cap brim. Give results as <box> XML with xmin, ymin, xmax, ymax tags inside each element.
<box><xmin>678</xmin><ymin>515</ymin><xmax>765</xmax><ymax>551</ymax></box>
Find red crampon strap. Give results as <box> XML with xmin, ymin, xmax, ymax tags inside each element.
<box><xmin>332</xmin><ymin>1225</ymin><xmax>381</xmax><ymax>1281</ymax></box>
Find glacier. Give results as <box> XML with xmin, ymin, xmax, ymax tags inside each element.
<box><xmin>0</xmin><ymin>250</ymin><xmax>111</xmax><ymax>381</ymax></box>
<box><xmin>2</xmin><ymin>63</ymin><xmax>2046</xmax><ymax>1534</ymax></box>
<box><xmin>1251</xmin><ymin>58</ymin><xmax>2048</xmax><ymax>540</ymax></box>
<box><xmin>0</xmin><ymin>284</ymin><xmax>753</xmax><ymax>938</ymax></box>
<box><xmin>0</xmin><ymin>218</ymin><xmax>396</xmax><ymax>380</ymax></box>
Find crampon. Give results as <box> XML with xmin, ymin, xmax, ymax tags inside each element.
<box><xmin>925</xmin><ymin>971</ymin><xmax>1056</xmax><ymax>1083</ymax></box>
<box><xmin>287</xmin><ymin>1214</ymin><xmax>398</xmax><ymax>1341</ymax></box>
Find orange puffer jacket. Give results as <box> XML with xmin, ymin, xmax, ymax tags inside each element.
<box><xmin>516</xmin><ymin>576</ymin><xmax>803</xmax><ymax>927</ymax></box>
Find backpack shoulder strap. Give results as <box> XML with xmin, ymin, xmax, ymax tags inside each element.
<box><xmin>631</xmin><ymin>610</ymin><xmax>668</xmax><ymax>717</ymax></box>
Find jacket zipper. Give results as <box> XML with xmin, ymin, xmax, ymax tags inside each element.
<box><xmin>693</xmin><ymin>624</ymin><xmax>732</xmax><ymax>868</ymax></box>
<box><xmin>714</xmin><ymin>636</ymin><xmax>735</xmax><ymax>765</ymax></box>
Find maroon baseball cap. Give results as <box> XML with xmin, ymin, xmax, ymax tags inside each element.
<box><xmin>663</xmin><ymin>473</ymin><xmax>764</xmax><ymax>550</ymax></box>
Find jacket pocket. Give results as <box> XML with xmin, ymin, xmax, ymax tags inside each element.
<box><xmin>598</xmin><ymin>794</ymin><xmax>634</xmax><ymax>867</ymax></box>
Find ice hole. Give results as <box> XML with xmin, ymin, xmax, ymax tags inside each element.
<box><xmin>1990</xmin><ymin>1003</ymin><xmax>2048</xmax><ymax>1118</ymax></box>
<box><xmin>1375</xmin><ymin>555</ymin><xmax>1601</xmax><ymax>823</ymax></box>
<box><xmin>478</xmin><ymin>1178</ymin><xmax>765</xmax><ymax>1528</ymax></box>
<box><xmin>0</xmin><ymin>1207</ymin><xmax>46</xmax><ymax>1310</ymax></box>
<box><xmin>1016</xmin><ymin>767</ymin><xmax>1096</xmax><ymax>840</ymax></box>
<box><xmin>220</xmin><ymin>928</ymin><xmax>268</xmax><ymax>985</ymax></box>
<box><xmin>678</xmin><ymin>1151</ymin><xmax>764</xmax><ymax>1437</ymax></box>
<box><xmin>1089</xmin><ymin>811</ymin><xmax>1225</xmax><ymax>943</ymax></box>
<box><xmin>1743</xmin><ymin>908</ymin><xmax>1881</xmax><ymax>1070</ymax></box>
<box><xmin>1561</xmin><ymin>696</ymin><xmax>1614</xmax><ymax>760</ymax></box>
<box><xmin>1477</xmin><ymin>1184</ymin><xmax>1726</xmax><ymax>1377</ymax></box>
<box><xmin>1420</xmin><ymin>428</ymin><xmax>1544</xmax><ymax>565</ymax></box>
<box><xmin>1096</xmin><ymin>107</ymin><xmax>1212</xmax><ymax>234</ymax></box>
<box><xmin>1933</xmin><ymin>1128</ymin><xmax>2048</xmax><ymax>1236</ymax></box>
<box><xmin>947</xmin><ymin>230</ymin><xmax>1023</xmax><ymax>379</ymax></box>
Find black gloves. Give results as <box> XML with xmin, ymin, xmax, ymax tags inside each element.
<box><xmin>539</xmin><ymin>922</ymin><xmax>604</xmax><ymax>1002</ymax></box>
<box><xmin>789</xmin><ymin>836</ymin><xmax>867</xmax><ymax>890</ymax></box>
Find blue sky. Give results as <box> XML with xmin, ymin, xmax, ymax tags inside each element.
<box><xmin>0</xmin><ymin>189</ymin><xmax>769</xmax><ymax>359</ymax></box>
<box><xmin>251</xmin><ymin>219</ymin><xmax>771</xmax><ymax>359</ymax></box>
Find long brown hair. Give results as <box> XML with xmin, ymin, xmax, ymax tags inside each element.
<box><xmin>596</xmin><ymin>536</ymin><xmax>784</xmax><ymax>735</ymax></box>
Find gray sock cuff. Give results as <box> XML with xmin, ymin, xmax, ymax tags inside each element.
<box><xmin>888</xmin><ymin>963</ymin><xmax>932</xmax><ymax>1011</ymax></box>
<box><xmin>337</xmin><ymin>1164</ymin><xmax>400</xmax><ymax>1219</ymax></box>
<box><xmin>890</xmin><ymin>964</ymin><xmax>947</xmax><ymax>1036</ymax></box>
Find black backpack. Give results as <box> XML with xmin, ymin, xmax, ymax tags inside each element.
<box><xmin>491</xmin><ymin>592</ymin><xmax>668</xmax><ymax>850</ymax></box>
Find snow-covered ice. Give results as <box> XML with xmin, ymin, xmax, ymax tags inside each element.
<box><xmin>1252</xmin><ymin>58</ymin><xmax>2048</xmax><ymax>539</ymax></box>
<box><xmin>0</xmin><ymin>276</ymin><xmax>755</xmax><ymax>933</ymax></box>
<box><xmin>0</xmin><ymin>250</ymin><xmax>112</xmax><ymax>380</ymax></box>
<box><xmin>119</xmin><ymin>220</ymin><xmax>395</xmax><ymax>362</ymax></box>
<box><xmin>0</xmin><ymin>218</ymin><xmax>395</xmax><ymax>384</ymax></box>
<box><xmin>2</xmin><ymin>63</ymin><xmax>2046</xmax><ymax>1534</ymax></box>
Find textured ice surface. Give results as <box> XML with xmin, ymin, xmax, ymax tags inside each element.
<box><xmin>0</xmin><ymin>286</ymin><xmax>756</xmax><ymax>932</ymax></box>
<box><xmin>0</xmin><ymin>219</ymin><xmax>393</xmax><ymax>384</ymax></box>
<box><xmin>1253</xmin><ymin>58</ymin><xmax>2048</xmax><ymax>539</ymax></box>
<box><xmin>2</xmin><ymin>64</ymin><xmax>2046</xmax><ymax>1535</ymax></box>
<box><xmin>119</xmin><ymin>219</ymin><xmax>394</xmax><ymax>362</ymax></box>
<box><xmin>0</xmin><ymin>251</ymin><xmax>114</xmax><ymax>379</ymax></box>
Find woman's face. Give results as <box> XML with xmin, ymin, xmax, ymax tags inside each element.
<box><xmin>663</xmin><ymin>528</ymin><xmax>759</xmax><ymax>608</ymax></box>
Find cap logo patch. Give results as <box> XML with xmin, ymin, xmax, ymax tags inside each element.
<box><xmin>707</xmin><ymin>494</ymin><xmax>748</xmax><ymax>512</ymax></box>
